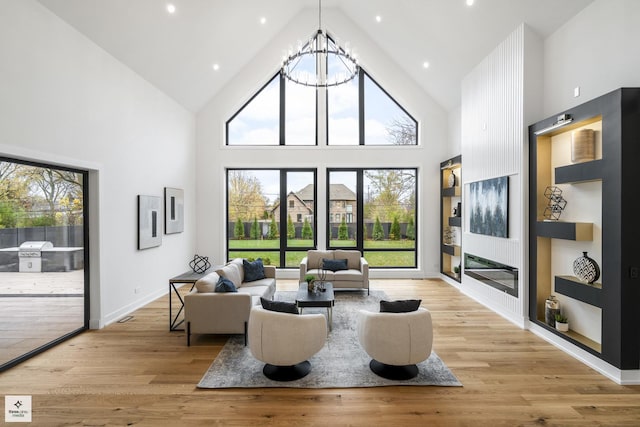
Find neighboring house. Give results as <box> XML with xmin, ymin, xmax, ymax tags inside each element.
<box><xmin>328</xmin><ymin>184</ymin><xmax>356</xmax><ymax>224</ymax></box>
<box><xmin>270</xmin><ymin>191</ymin><xmax>313</xmax><ymax>223</ymax></box>
<box><xmin>270</xmin><ymin>184</ymin><xmax>357</xmax><ymax>224</ymax></box>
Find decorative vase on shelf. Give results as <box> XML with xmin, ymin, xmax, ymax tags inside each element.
<box><xmin>544</xmin><ymin>295</ymin><xmax>560</xmax><ymax>327</ymax></box>
<box><xmin>573</xmin><ymin>251</ymin><xmax>600</xmax><ymax>284</ymax></box>
<box><xmin>571</xmin><ymin>129</ymin><xmax>595</xmax><ymax>163</ymax></box>
<box><xmin>448</xmin><ymin>170</ymin><xmax>456</xmax><ymax>188</ymax></box>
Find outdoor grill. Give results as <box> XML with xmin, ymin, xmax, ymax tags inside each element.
<box><xmin>18</xmin><ymin>241</ymin><xmax>54</xmax><ymax>272</ymax></box>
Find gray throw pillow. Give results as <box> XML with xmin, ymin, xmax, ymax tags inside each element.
<box><xmin>215</xmin><ymin>276</ymin><xmax>238</xmax><ymax>293</ymax></box>
<box><xmin>243</xmin><ymin>258</ymin><xmax>266</xmax><ymax>282</ymax></box>
<box><xmin>260</xmin><ymin>297</ymin><xmax>299</xmax><ymax>314</ymax></box>
<box><xmin>322</xmin><ymin>258</ymin><xmax>348</xmax><ymax>272</ymax></box>
<box><xmin>380</xmin><ymin>299</ymin><xmax>421</xmax><ymax>313</ymax></box>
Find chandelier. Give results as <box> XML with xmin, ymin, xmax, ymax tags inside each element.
<box><xmin>281</xmin><ymin>0</ymin><xmax>359</xmax><ymax>88</ymax></box>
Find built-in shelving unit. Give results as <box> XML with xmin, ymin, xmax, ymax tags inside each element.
<box><xmin>529</xmin><ymin>88</ymin><xmax>640</xmax><ymax>371</ymax></box>
<box><xmin>440</xmin><ymin>155</ymin><xmax>462</xmax><ymax>282</ymax></box>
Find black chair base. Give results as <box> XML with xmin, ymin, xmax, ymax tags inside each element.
<box><xmin>369</xmin><ymin>359</ymin><xmax>419</xmax><ymax>380</ymax></box>
<box><xmin>263</xmin><ymin>361</ymin><xmax>311</xmax><ymax>381</ymax></box>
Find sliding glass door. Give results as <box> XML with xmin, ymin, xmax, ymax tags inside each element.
<box><xmin>0</xmin><ymin>158</ymin><xmax>88</xmax><ymax>371</ymax></box>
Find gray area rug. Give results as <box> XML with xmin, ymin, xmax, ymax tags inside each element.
<box><xmin>198</xmin><ymin>290</ymin><xmax>462</xmax><ymax>388</ymax></box>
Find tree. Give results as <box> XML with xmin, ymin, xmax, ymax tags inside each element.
<box><xmin>406</xmin><ymin>215</ymin><xmax>415</xmax><ymax>241</ymax></box>
<box><xmin>250</xmin><ymin>216</ymin><xmax>260</xmax><ymax>240</ymax></box>
<box><xmin>21</xmin><ymin>167</ymin><xmax>81</xmax><ymax>215</ymax></box>
<box><xmin>364</xmin><ymin>169</ymin><xmax>416</xmax><ymax>222</ymax></box>
<box><xmin>301</xmin><ymin>218</ymin><xmax>313</xmax><ymax>239</ymax></box>
<box><xmin>287</xmin><ymin>214</ymin><xmax>295</xmax><ymax>239</ymax></box>
<box><xmin>268</xmin><ymin>216</ymin><xmax>278</xmax><ymax>240</ymax></box>
<box><xmin>58</xmin><ymin>196</ymin><xmax>83</xmax><ymax>226</ymax></box>
<box><xmin>0</xmin><ymin>201</ymin><xmax>18</xmax><ymax>228</ymax></box>
<box><xmin>228</xmin><ymin>171</ymin><xmax>267</xmax><ymax>223</ymax></box>
<box><xmin>372</xmin><ymin>216</ymin><xmax>385</xmax><ymax>240</ymax></box>
<box><xmin>386</xmin><ymin>116</ymin><xmax>416</xmax><ymax>145</ymax></box>
<box><xmin>338</xmin><ymin>216</ymin><xmax>349</xmax><ymax>240</ymax></box>
<box><xmin>234</xmin><ymin>217</ymin><xmax>245</xmax><ymax>239</ymax></box>
<box><xmin>390</xmin><ymin>215</ymin><xmax>401</xmax><ymax>240</ymax></box>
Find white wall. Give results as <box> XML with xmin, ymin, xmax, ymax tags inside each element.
<box><xmin>0</xmin><ymin>0</ymin><xmax>196</xmax><ymax>327</ymax></box>
<box><xmin>543</xmin><ymin>0</ymin><xmax>640</xmax><ymax>116</ymax></box>
<box><xmin>196</xmin><ymin>8</ymin><xmax>448</xmax><ymax>278</ymax></box>
<box><xmin>459</xmin><ymin>24</ymin><xmax>543</xmax><ymax>326</ymax></box>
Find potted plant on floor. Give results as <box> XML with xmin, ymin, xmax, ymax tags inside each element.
<box><xmin>555</xmin><ymin>313</ymin><xmax>569</xmax><ymax>332</ymax></box>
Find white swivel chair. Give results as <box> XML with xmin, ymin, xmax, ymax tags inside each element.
<box><xmin>357</xmin><ymin>307</ymin><xmax>433</xmax><ymax>380</ymax></box>
<box><xmin>248</xmin><ymin>306</ymin><xmax>327</xmax><ymax>381</ymax></box>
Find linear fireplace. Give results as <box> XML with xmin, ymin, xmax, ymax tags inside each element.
<box><xmin>464</xmin><ymin>253</ymin><xmax>518</xmax><ymax>297</ymax></box>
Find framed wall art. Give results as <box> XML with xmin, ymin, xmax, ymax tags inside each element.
<box><xmin>138</xmin><ymin>195</ymin><xmax>162</xmax><ymax>249</ymax></box>
<box><xmin>164</xmin><ymin>187</ymin><xmax>184</xmax><ymax>234</ymax></box>
<box><xmin>469</xmin><ymin>176</ymin><xmax>509</xmax><ymax>238</ymax></box>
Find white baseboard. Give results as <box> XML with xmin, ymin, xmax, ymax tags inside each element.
<box><xmin>92</xmin><ymin>287</ymin><xmax>167</xmax><ymax>329</ymax></box>
<box><xmin>528</xmin><ymin>323</ymin><xmax>640</xmax><ymax>385</ymax></box>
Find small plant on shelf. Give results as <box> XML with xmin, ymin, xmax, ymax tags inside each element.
<box><xmin>555</xmin><ymin>313</ymin><xmax>569</xmax><ymax>332</ymax></box>
<box><xmin>453</xmin><ymin>265</ymin><xmax>461</xmax><ymax>278</ymax></box>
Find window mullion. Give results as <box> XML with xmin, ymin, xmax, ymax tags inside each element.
<box><xmin>279</xmin><ymin>73</ymin><xmax>286</xmax><ymax>145</ymax></box>
<box><xmin>358</xmin><ymin>70</ymin><xmax>364</xmax><ymax>145</ymax></box>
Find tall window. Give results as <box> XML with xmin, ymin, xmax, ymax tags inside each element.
<box><xmin>227</xmin><ymin>169</ymin><xmax>316</xmax><ymax>267</ymax></box>
<box><xmin>328</xmin><ymin>168</ymin><xmax>417</xmax><ymax>268</ymax></box>
<box><xmin>227</xmin><ymin>68</ymin><xmax>417</xmax><ymax>146</ymax></box>
<box><xmin>0</xmin><ymin>158</ymin><xmax>88</xmax><ymax>371</ymax></box>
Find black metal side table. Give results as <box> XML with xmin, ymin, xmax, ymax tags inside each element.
<box><xmin>169</xmin><ymin>268</ymin><xmax>215</xmax><ymax>331</ymax></box>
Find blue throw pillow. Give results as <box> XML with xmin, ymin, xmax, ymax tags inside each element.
<box><xmin>380</xmin><ymin>299</ymin><xmax>422</xmax><ymax>313</ymax></box>
<box><xmin>260</xmin><ymin>297</ymin><xmax>299</xmax><ymax>314</ymax></box>
<box><xmin>215</xmin><ymin>276</ymin><xmax>238</xmax><ymax>293</ymax></box>
<box><xmin>322</xmin><ymin>258</ymin><xmax>348</xmax><ymax>272</ymax></box>
<box><xmin>243</xmin><ymin>258</ymin><xmax>266</xmax><ymax>282</ymax></box>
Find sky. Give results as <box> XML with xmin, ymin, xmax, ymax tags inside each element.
<box><xmin>227</xmin><ymin>58</ymin><xmax>415</xmax><ymax>146</ymax></box>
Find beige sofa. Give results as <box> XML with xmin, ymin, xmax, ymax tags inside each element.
<box><xmin>184</xmin><ymin>258</ymin><xmax>276</xmax><ymax>346</ymax></box>
<box><xmin>299</xmin><ymin>249</ymin><xmax>369</xmax><ymax>294</ymax></box>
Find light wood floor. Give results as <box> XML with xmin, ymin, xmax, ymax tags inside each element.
<box><xmin>1</xmin><ymin>279</ymin><xmax>639</xmax><ymax>426</ymax></box>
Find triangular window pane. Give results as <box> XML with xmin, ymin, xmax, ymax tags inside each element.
<box><xmin>364</xmin><ymin>74</ymin><xmax>417</xmax><ymax>145</ymax></box>
<box><xmin>227</xmin><ymin>75</ymin><xmax>279</xmax><ymax>145</ymax></box>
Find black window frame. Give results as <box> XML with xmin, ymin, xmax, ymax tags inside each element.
<box><xmin>327</xmin><ymin>167</ymin><xmax>418</xmax><ymax>268</ymax></box>
<box><xmin>226</xmin><ymin>168</ymin><xmax>317</xmax><ymax>267</ymax></box>
<box><xmin>225</xmin><ymin>73</ymin><xmax>319</xmax><ymax>146</ymax></box>
<box><xmin>0</xmin><ymin>156</ymin><xmax>89</xmax><ymax>371</ymax></box>
<box><xmin>327</xmin><ymin>69</ymin><xmax>419</xmax><ymax>146</ymax></box>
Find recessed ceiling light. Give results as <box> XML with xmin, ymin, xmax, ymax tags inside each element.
<box><xmin>423</xmin><ymin>61</ymin><xmax>430</xmax><ymax>69</ymax></box>
<box><xmin>166</xmin><ymin>3</ymin><xmax>176</xmax><ymax>14</ymax></box>
<box><xmin>260</xmin><ymin>17</ymin><xmax>267</xmax><ymax>25</ymax></box>
<box><xmin>212</xmin><ymin>64</ymin><xmax>220</xmax><ymax>71</ymax></box>
<box><xmin>466</xmin><ymin>0</ymin><xmax>475</xmax><ymax>6</ymax></box>
<box><xmin>375</xmin><ymin>15</ymin><xmax>382</xmax><ymax>23</ymax></box>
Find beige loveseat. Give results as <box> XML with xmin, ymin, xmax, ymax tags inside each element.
<box><xmin>299</xmin><ymin>249</ymin><xmax>369</xmax><ymax>294</ymax></box>
<box><xmin>184</xmin><ymin>258</ymin><xmax>276</xmax><ymax>346</ymax></box>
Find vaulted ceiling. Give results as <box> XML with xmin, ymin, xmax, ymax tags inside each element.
<box><xmin>37</xmin><ymin>0</ymin><xmax>593</xmax><ymax>113</ymax></box>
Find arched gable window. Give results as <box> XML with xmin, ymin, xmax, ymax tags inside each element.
<box><xmin>226</xmin><ymin>68</ymin><xmax>417</xmax><ymax>146</ymax></box>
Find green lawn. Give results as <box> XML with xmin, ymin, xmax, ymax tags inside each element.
<box><xmin>228</xmin><ymin>238</ymin><xmax>416</xmax><ymax>268</ymax></box>
<box><xmin>229</xmin><ymin>239</ymin><xmax>415</xmax><ymax>250</ymax></box>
